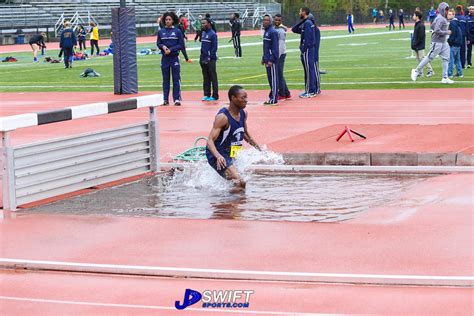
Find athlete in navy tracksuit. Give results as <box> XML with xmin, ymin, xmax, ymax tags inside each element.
<box><xmin>292</xmin><ymin>7</ymin><xmax>317</xmax><ymax>98</ymax></box>
<box><xmin>455</xmin><ymin>6</ymin><xmax>467</xmax><ymax>68</ymax></box>
<box><xmin>466</xmin><ymin>6</ymin><xmax>474</xmax><ymax>68</ymax></box>
<box><xmin>262</xmin><ymin>15</ymin><xmax>279</xmax><ymax>105</ymax></box>
<box><xmin>309</xmin><ymin>13</ymin><xmax>321</xmax><ymax>95</ymax></box>
<box><xmin>60</xmin><ymin>22</ymin><xmax>76</xmax><ymax>69</ymax></box>
<box><xmin>157</xmin><ymin>12</ymin><xmax>185</xmax><ymax>106</ymax></box>
<box><xmin>200</xmin><ymin>18</ymin><xmax>219</xmax><ymax>101</ymax></box>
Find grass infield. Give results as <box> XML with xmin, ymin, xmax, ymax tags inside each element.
<box><xmin>1</xmin><ymin>27</ymin><xmax>473</xmax><ymax>92</ymax></box>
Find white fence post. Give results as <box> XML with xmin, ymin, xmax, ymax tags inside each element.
<box><xmin>1</xmin><ymin>131</ymin><xmax>16</xmax><ymax>211</ymax></box>
<box><xmin>149</xmin><ymin>107</ymin><xmax>160</xmax><ymax>173</ymax></box>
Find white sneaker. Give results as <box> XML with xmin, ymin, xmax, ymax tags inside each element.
<box><xmin>441</xmin><ymin>77</ymin><xmax>454</xmax><ymax>84</ymax></box>
<box><xmin>411</xmin><ymin>69</ymin><xmax>419</xmax><ymax>81</ymax></box>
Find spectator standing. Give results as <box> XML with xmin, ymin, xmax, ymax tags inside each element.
<box><xmin>76</xmin><ymin>25</ymin><xmax>86</xmax><ymax>52</ymax></box>
<box><xmin>200</xmin><ymin>18</ymin><xmax>219</xmax><ymax>101</ymax></box>
<box><xmin>205</xmin><ymin>13</ymin><xmax>217</xmax><ymax>33</ymax></box>
<box><xmin>411</xmin><ymin>2</ymin><xmax>453</xmax><ymax>84</ymax></box>
<box><xmin>89</xmin><ymin>22</ymin><xmax>99</xmax><ymax>56</ymax></box>
<box><xmin>308</xmin><ymin>12</ymin><xmax>321</xmax><ymax>95</ymax></box>
<box><xmin>261</xmin><ymin>14</ymin><xmax>279</xmax><ymax>105</ymax></box>
<box><xmin>379</xmin><ymin>10</ymin><xmax>385</xmax><ymax>23</ymax></box>
<box><xmin>28</xmin><ymin>32</ymin><xmax>46</xmax><ymax>63</ymax></box>
<box><xmin>388</xmin><ymin>9</ymin><xmax>396</xmax><ymax>30</ymax></box>
<box><xmin>454</xmin><ymin>5</ymin><xmax>467</xmax><ymax>68</ymax></box>
<box><xmin>60</xmin><ymin>21</ymin><xmax>76</xmax><ymax>69</ymax></box>
<box><xmin>230</xmin><ymin>13</ymin><xmax>242</xmax><ymax>58</ymax></box>
<box><xmin>428</xmin><ymin>6</ymin><xmax>437</xmax><ymax>23</ymax></box>
<box><xmin>157</xmin><ymin>12</ymin><xmax>185</xmax><ymax>106</ymax></box>
<box><xmin>193</xmin><ymin>15</ymin><xmax>203</xmax><ymax>42</ymax></box>
<box><xmin>347</xmin><ymin>12</ymin><xmax>355</xmax><ymax>33</ymax></box>
<box><xmin>372</xmin><ymin>8</ymin><xmax>378</xmax><ymax>23</ymax></box>
<box><xmin>447</xmin><ymin>9</ymin><xmax>463</xmax><ymax>78</ymax></box>
<box><xmin>292</xmin><ymin>7</ymin><xmax>317</xmax><ymax>98</ymax></box>
<box><xmin>466</xmin><ymin>6</ymin><xmax>474</xmax><ymax>68</ymax></box>
<box><xmin>411</xmin><ymin>11</ymin><xmax>434</xmax><ymax>78</ymax></box>
<box><xmin>399</xmin><ymin>9</ymin><xmax>405</xmax><ymax>29</ymax></box>
<box><xmin>179</xmin><ymin>15</ymin><xmax>189</xmax><ymax>40</ymax></box>
<box><xmin>178</xmin><ymin>17</ymin><xmax>192</xmax><ymax>63</ymax></box>
<box><xmin>273</xmin><ymin>14</ymin><xmax>291</xmax><ymax>101</ymax></box>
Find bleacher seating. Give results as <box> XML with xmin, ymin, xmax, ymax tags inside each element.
<box><xmin>0</xmin><ymin>0</ymin><xmax>280</xmax><ymax>34</ymax></box>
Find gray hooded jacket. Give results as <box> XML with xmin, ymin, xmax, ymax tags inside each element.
<box><xmin>431</xmin><ymin>2</ymin><xmax>450</xmax><ymax>43</ymax></box>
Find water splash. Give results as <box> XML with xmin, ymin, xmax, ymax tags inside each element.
<box><xmin>167</xmin><ymin>147</ymin><xmax>284</xmax><ymax>192</ymax></box>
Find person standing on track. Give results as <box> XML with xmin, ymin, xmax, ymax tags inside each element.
<box><xmin>230</xmin><ymin>13</ymin><xmax>242</xmax><ymax>58</ymax></box>
<box><xmin>411</xmin><ymin>11</ymin><xmax>434</xmax><ymax>78</ymax></box>
<box><xmin>273</xmin><ymin>14</ymin><xmax>291</xmax><ymax>101</ymax></box>
<box><xmin>60</xmin><ymin>21</ymin><xmax>76</xmax><ymax>69</ymax></box>
<box><xmin>347</xmin><ymin>12</ymin><xmax>355</xmax><ymax>33</ymax></box>
<box><xmin>89</xmin><ymin>22</ymin><xmax>100</xmax><ymax>56</ymax></box>
<box><xmin>29</xmin><ymin>32</ymin><xmax>46</xmax><ymax>63</ymax></box>
<box><xmin>411</xmin><ymin>2</ymin><xmax>453</xmax><ymax>84</ymax></box>
<box><xmin>466</xmin><ymin>6</ymin><xmax>474</xmax><ymax>68</ymax></box>
<box><xmin>76</xmin><ymin>25</ymin><xmax>87</xmax><ymax>52</ymax></box>
<box><xmin>157</xmin><ymin>11</ymin><xmax>185</xmax><ymax>106</ymax></box>
<box><xmin>200</xmin><ymin>18</ymin><xmax>219</xmax><ymax>102</ymax></box>
<box><xmin>399</xmin><ymin>9</ymin><xmax>405</xmax><ymax>29</ymax></box>
<box><xmin>205</xmin><ymin>13</ymin><xmax>217</xmax><ymax>33</ymax></box>
<box><xmin>193</xmin><ymin>15</ymin><xmax>203</xmax><ymax>42</ymax></box>
<box><xmin>309</xmin><ymin>13</ymin><xmax>321</xmax><ymax>95</ymax></box>
<box><xmin>454</xmin><ymin>5</ymin><xmax>467</xmax><ymax>69</ymax></box>
<box><xmin>388</xmin><ymin>9</ymin><xmax>396</xmax><ymax>31</ymax></box>
<box><xmin>292</xmin><ymin>7</ymin><xmax>317</xmax><ymax>98</ymax></box>
<box><xmin>261</xmin><ymin>14</ymin><xmax>279</xmax><ymax>105</ymax></box>
<box><xmin>206</xmin><ymin>85</ymin><xmax>261</xmax><ymax>192</ymax></box>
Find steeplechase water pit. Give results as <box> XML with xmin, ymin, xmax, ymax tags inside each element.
<box><xmin>27</xmin><ymin>149</ymin><xmax>443</xmax><ymax>222</ymax></box>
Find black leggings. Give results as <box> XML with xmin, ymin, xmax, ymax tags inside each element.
<box><xmin>79</xmin><ymin>39</ymin><xmax>86</xmax><ymax>51</ymax></box>
<box><xmin>90</xmin><ymin>39</ymin><xmax>99</xmax><ymax>55</ymax></box>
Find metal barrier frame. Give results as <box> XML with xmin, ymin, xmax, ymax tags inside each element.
<box><xmin>0</xmin><ymin>94</ymin><xmax>163</xmax><ymax>211</ymax></box>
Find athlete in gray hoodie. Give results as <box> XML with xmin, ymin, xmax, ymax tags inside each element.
<box><xmin>411</xmin><ymin>2</ymin><xmax>453</xmax><ymax>83</ymax></box>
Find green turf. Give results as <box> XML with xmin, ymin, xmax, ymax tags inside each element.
<box><xmin>1</xmin><ymin>27</ymin><xmax>473</xmax><ymax>92</ymax></box>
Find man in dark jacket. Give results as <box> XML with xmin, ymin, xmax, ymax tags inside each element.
<box><xmin>455</xmin><ymin>5</ymin><xmax>468</xmax><ymax>68</ymax></box>
<box><xmin>411</xmin><ymin>11</ymin><xmax>434</xmax><ymax>77</ymax></box>
<box><xmin>230</xmin><ymin>13</ymin><xmax>242</xmax><ymax>58</ymax></box>
<box><xmin>447</xmin><ymin>9</ymin><xmax>463</xmax><ymax>78</ymax></box>
<box><xmin>200</xmin><ymin>18</ymin><xmax>219</xmax><ymax>101</ymax></box>
<box><xmin>60</xmin><ymin>21</ymin><xmax>76</xmax><ymax>69</ymax></box>
<box><xmin>261</xmin><ymin>14</ymin><xmax>279</xmax><ymax>105</ymax></box>
<box><xmin>292</xmin><ymin>7</ymin><xmax>317</xmax><ymax>98</ymax></box>
<box><xmin>466</xmin><ymin>6</ymin><xmax>474</xmax><ymax>68</ymax></box>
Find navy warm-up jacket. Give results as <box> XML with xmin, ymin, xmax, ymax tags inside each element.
<box><xmin>262</xmin><ymin>25</ymin><xmax>279</xmax><ymax>63</ymax></box>
<box><xmin>157</xmin><ymin>26</ymin><xmax>184</xmax><ymax>58</ymax></box>
<box><xmin>200</xmin><ymin>28</ymin><xmax>218</xmax><ymax>61</ymax></box>
<box><xmin>60</xmin><ymin>28</ymin><xmax>77</xmax><ymax>49</ymax></box>
<box><xmin>292</xmin><ymin>18</ymin><xmax>315</xmax><ymax>53</ymax></box>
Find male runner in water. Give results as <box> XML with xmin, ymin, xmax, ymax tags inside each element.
<box><xmin>206</xmin><ymin>85</ymin><xmax>261</xmax><ymax>191</ymax></box>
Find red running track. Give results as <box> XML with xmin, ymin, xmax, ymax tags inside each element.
<box><xmin>0</xmin><ymin>88</ymin><xmax>473</xmax><ymax>314</ymax></box>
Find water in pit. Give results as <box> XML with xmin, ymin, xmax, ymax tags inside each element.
<box><xmin>27</xmin><ymin>150</ymin><xmax>430</xmax><ymax>222</ymax></box>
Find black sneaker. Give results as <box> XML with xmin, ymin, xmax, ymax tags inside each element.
<box><xmin>162</xmin><ymin>101</ymin><xmax>169</xmax><ymax>106</ymax></box>
<box><xmin>174</xmin><ymin>101</ymin><xmax>181</xmax><ymax>106</ymax></box>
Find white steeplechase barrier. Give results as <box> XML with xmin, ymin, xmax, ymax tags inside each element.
<box><xmin>0</xmin><ymin>94</ymin><xmax>163</xmax><ymax>211</ymax></box>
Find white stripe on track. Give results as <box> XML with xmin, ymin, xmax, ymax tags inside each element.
<box><xmin>0</xmin><ymin>296</ymin><xmax>324</xmax><ymax>315</ymax></box>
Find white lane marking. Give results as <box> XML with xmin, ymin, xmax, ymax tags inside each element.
<box><xmin>0</xmin><ymin>296</ymin><xmax>325</xmax><ymax>315</ymax></box>
<box><xmin>2</xmin><ymin>81</ymin><xmax>474</xmax><ymax>89</ymax></box>
<box><xmin>1</xmin><ymin>258</ymin><xmax>472</xmax><ymax>283</ymax></box>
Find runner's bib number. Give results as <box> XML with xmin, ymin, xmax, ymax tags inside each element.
<box><xmin>230</xmin><ymin>145</ymin><xmax>242</xmax><ymax>158</ymax></box>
